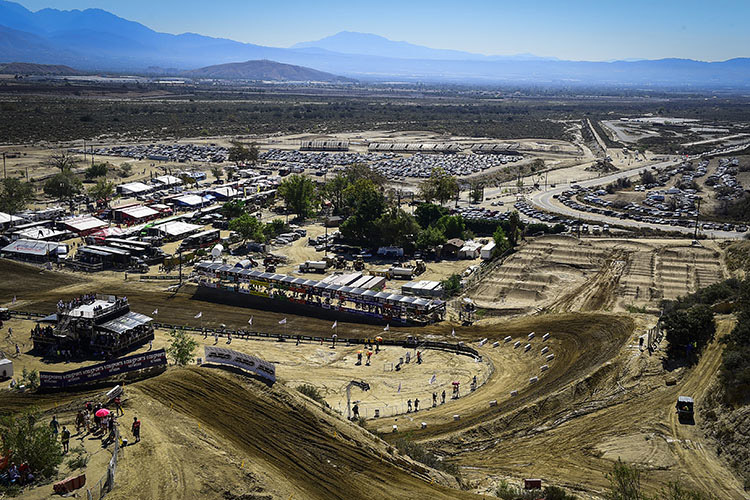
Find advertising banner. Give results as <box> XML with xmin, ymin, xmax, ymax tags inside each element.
<box><xmin>203</xmin><ymin>346</ymin><xmax>276</xmax><ymax>383</ymax></box>
<box><xmin>40</xmin><ymin>349</ymin><xmax>167</xmax><ymax>389</ymax></box>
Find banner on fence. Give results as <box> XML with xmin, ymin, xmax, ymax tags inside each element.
<box><xmin>203</xmin><ymin>346</ymin><xmax>276</xmax><ymax>383</ymax></box>
<box><xmin>40</xmin><ymin>349</ymin><xmax>167</xmax><ymax>389</ymax></box>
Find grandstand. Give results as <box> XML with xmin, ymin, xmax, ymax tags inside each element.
<box><xmin>368</xmin><ymin>143</ymin><xmax>462</xmax><ymax>154</ymax></box>
<box><xmin>300</xmin><ymin>140</ymin><xmax>350</xmax><ymax>151</ymax></box>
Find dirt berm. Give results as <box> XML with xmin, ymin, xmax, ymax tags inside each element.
<box><xmin>127</xmin><ymin>367</ymin><xmax>481</xmax><ymax>500</ymax></box>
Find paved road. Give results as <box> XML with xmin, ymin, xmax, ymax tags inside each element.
<box><xmin>529</xmin><ymin>159</ymin><xmax>746</xmax><ymax>239</ymax></box>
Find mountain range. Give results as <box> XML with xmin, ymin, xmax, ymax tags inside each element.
<box><xmin>1</xmin><ymin>0</ymin><xmax>749</xmax><ymax>87</ymax></box>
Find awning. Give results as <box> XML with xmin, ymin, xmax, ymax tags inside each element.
<box><xmin>99</xmin><ymin>311</ymin><xmax>153</xmax><ymax>335</ymax></box>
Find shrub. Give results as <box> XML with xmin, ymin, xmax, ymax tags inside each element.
<box><xmin>166</xmin><ymin>329</ymin><xmax>198</xmax><ymax>366</ymax></box>
<box><xmin>65</xmin><ymin>445</ymin><xmax>89</xmax><ymax>470</ymax></box>
<box><xmin>394</xmin><ymin>437</ymin><xmax>459</xmax><ymax>477</ymax></box>
<box><xmin>296</xmin><ymin>384</ymin><xmax>325</xmax><ymax>404</ymax></box>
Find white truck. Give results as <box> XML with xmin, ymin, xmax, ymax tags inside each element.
<box><xmin>299</xmin><ymin>260</ymin><xmax>328</xmax><ymax>273</ymax></box>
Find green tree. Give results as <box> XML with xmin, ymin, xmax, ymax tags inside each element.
<box><xmin>228</xmin><ymin>141</ymin><xmax>259</xmax><ymax>164</ymax></box>
<box><xmin>221</xmin><ymin>199</ymin><xmax>246</xmax><ymax>219</ymax></box>
<box><xmin>118</xmin><ymin>164</ymin><xmax>133</xmax><ymax>178</ymax></box>
<box><xmin>663</xmin><ymin>304</ymin><xmax>715</xmax><ymax>362</ymax></box>
<box><xmin>210</xmin><ymin>166</ymin><xmax>223</xmax><ymax>182</ymax></box>
<box><xmin>324</xmin><ymin>173</ymin><xmax>349</xmax><ymax>215</ymax></box>
<box><xmin>719</xmin><ymin>278</ymin><xmax>750</xmax><ymax>403</ymax></box>
<box><xmin>340</xmin><ymin>178</ymin><xmax>387</xmax><ymax>244</ymax></box>
<box><xmin>263</xmin><ymin>218</ymin><xmax>287</xmax><ymax>241</ymax></box>
<box><xmin>344</xmin><ymin>163</ymin><xmax>385</xmax><ymax>186</ymax></box>
<box><xmin>43</xmin><ymin>170</ymin><xmax>82</xmax><ymax>200</ymax></box>
<box><xmin>469</xmin><ymin>182</ymin><xmax>484</xmax><ymax>204</ymax></box>
<box><xmin>84</xmin><ymin>162</ymin><xmax>108</xmax><ymax>180</ymax></box>
<box><xmin>493</xmin><ymin>225</ymin><xmax>511</xmax><ymax>255</ymax></box>
<box><xmin>435</xmin><ymin>215</ymin><xmax>466</xmax><ymax>239</ymax></box>
<box><xmin>166</xmin><ymin>329</ymin><xmax>198</xmax><ymax>366</ymax></box>
<box><xmin>507</xmin><ymin>211</ymin><xmax>522</xmax><ymax>247</ymax></box>
<box><xmin>0</xmin><ymin>408</ymin><xmax>63</xmax><ymax>478</ymax></box>
<box><xmin>420</xmin><ymin>167</ymin><xmax>458</xmax><ymax>205</ymax></box>
<box><xmin>373</xmin><ymin>207</ymin><xmax>420</xmax><ymax>248</ymax></box>
<box><xmin>43</xmin><ymin>151</ymin><xmax>80</xmax><ymax>173</ymax></box>
<box><xmin>416</xmin><ymin>225</ymin><xmax>446</xmax><ymax>250</ymax></box>
<box><xmin>415</xmin><ymin>202</ymin><xmax>449</xmax><ymax>228</ymax></box>
<box><xmin>278</xmin><ymin>174</ymin><xmax>317</xmax><ymax>220</ymax></box>
<box><xmin>0</xmin><ymin>177</ymin><xmax>34</xmax><ymax>214</ymax></box>
<box><xmin>441</xmin><ymin>274</ymin><xmax>462</xmax><ymax>297</ymax></box>
<box><xmin>229</xmin><ymin>214</ymin><xmax>265</xmax><ymax>243</ymax></box>
<box><xmin>87</xmin><ymin>178</ymin><xmax>115</xmax><ymax>205</ymax></box>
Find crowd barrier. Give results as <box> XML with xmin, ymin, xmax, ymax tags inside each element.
<box><xmin>151</xmin><ymin>322</ymin><xmax>481</xmax><ymax>360</ymax></box>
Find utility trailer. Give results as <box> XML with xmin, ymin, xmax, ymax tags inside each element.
<box><xmin>676</xmin><ymin>396</ymin><xmax>694</xmax><ymax>423</ymax></box>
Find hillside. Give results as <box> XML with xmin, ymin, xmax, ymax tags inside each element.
<box><xmin>0</xmin><ymin>61</ymin><xmax>81</xmax><ymax>75</ymax></box>
<box><xmin>182</xmin><ymin>59</ymin><xmax>354</xmax><ymax>82</ymax></box>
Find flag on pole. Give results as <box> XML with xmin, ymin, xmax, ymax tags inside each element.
<box><xmin>384</xmin><ymin>324</ymin><xmax>389</xmax><ymax>332</ymax></box>
<box><xmin>194</xmin><ymin>312</ymin><xmax>202</xmax><ymax>319</ymax></box>
<box><xmin>248</xmin><ymin>316</ymin><xmax>253</xmax><ymax>325</ymax></box>
<box><xmin>429</xmin><ymin>373</ymin><xmax>437</xmax><ymax>385</ymax></box>
<box><xmin>397</xmin><ymin>382</ymin><xmax>401</xmax><ymax>393</ymax></box>
<box><xmin>331</xmin><ymin>321</ymin><xmax>337</xmax><ymax>330</ymax></box>
<box><xmin>152</xmin><ymin>308</ymin><xmax>158</xmax><ymax>315</ymax></box>
<box><xmin>279</xmin><ymin>318</ymin><xmax>287</xmax><ymax>325</ymax></box>
<box><xmin>451</xmin><ymin>328</ymin><xmax>456</xmax><ymax>337</ymax></box>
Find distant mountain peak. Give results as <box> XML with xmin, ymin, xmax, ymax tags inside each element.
<box><xmin>182</xmin><ymin>59</ymin><xmax>354</xmax><ymax>82</ymax></box>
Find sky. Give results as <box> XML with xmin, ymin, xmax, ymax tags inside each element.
<box><xmin>13</xmin><ymin>0</ymin><xmax>750</xmax><ymax>61</ymax></box>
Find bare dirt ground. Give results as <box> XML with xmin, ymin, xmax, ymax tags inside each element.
<box><xmin>470</xmin><ymin>235</ymin><xmax>726</xmax><ymax>314</ymax></box>
<box><xmin>1</xmin><ymin>257</ymin><xmax>746</xmax><ymax>499</ymax></box>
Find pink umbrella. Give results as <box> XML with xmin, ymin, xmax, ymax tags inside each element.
<box><xmin>95</xmin><ymin>408</ymin><xmax>110</xmax><ymax>418</ymax></box>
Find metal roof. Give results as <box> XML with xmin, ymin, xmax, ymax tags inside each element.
<box><xmin>99</xmin><ymin>311</ymin><xmax>153</xmax><ymax>335</ymax></box>
<box><xmin>2</xmin><ymin>239</ymin><xmax>65</xmax><ymax>256</ymax></box>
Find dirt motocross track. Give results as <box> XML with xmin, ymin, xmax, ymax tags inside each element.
<box><xmin>1</xmin><ymin>258</ymin><xmax>746</xmax><ymax>499</ymax></box>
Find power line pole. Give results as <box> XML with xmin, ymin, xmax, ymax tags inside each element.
<box><xmin>693</xmin><ymin>197</ymin><xmax>702</xmax><ymax>241</ymax></box>
<box><xmin>2</xmin><ymin>152</ymin><xmax>6</xmax><ymax>179</ymax></box>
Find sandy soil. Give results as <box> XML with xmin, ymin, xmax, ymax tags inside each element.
<box><xmin>0</xmin><ymin>258</ymin><xmax>745</xmax><ymax>499</ymax></box>
<box><xmin>470</xmin><ymin>235</ymin><xmax>726</xmax><ymax>314</ymax></box>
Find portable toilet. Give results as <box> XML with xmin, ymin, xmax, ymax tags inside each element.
<box><xmin>0</xmin><ymin>358</ymin><xmax>13</xmax><ymax>379</ymax></box>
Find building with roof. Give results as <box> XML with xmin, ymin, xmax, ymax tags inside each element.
<box><xmin>12</xmin><ymin>226</ymin><xmax>70</xmax><ymax>241</ymax></box>
<box><xmin>117</xmin><ymin>181</ymin><xmax>153</xmax><ymax>196</ymax></box>
<box><xmin>173</xmin><ymin>194</ymin><xmax>210</xmax><ymax>208</ymax></box>
<box><xmin>1</xmin><ymin>239</ymin><xmax>68</xmax><ymax>263</ymax></box>
<box><xmin>60</xmin><ymin>215</ymin><xmax>108</xmax><ymax>236</ymax></box>
<box><xmin>459</xmin><ymin>241</ymin><xmax>483</xmax><ymax>259</ymax></box>
<box><xmin>113</xmin><ymin>205</ymin><xmax>161</xmax><ymax>224</ymax></box>
<box><xmin>31</xmin><ymin>294</ymin><xmax>153</xmax><ymax>357</ymax></box>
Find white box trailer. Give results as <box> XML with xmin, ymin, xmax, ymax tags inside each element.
<box><xmin>0</xmin><ymin>358</ymin><xmax>13</xmax><ymax>379</ymax></box>
<box><xmin>480</xmin><ymin>241</ymin><xmax>496</xmax><ymax>260</ymax></box>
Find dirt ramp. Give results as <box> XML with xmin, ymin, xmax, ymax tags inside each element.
<box><xmin>136</xmin><ymin>367</ymin><xmax>479</xmax><ymax>500</ymax></box>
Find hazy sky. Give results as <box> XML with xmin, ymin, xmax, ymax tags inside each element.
<box><xmin>14</xmin><ymin>0</ymin><xmax>750</xmax><ymax>61</ymax></box>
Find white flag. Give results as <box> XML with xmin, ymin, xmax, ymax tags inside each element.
<box><xmin>331</xmin><ymin>321</ymin><xmax>337</xmax><ymax>330</ymax></box>
<box><xmin>384</xmin><ymin>324</ymin><xmax>389</xmax><ymax>332</ymax></box>
<box><xmin>451</xmin><ymin>328</ymin><xmax>456</xmax><ymax>337</ymax></box>
<box><xmin>194</xmin><ymin>312</ymin><xmax>202</xmax><ymax>319</ymax></box>
<box><xmin>152</xmin><ymin>308</ymin><xmax>158</xmax><ymax>315</ymax></box>
<box><xmin>279</xmin><ymin>318</ymin><xmax>287</xmax><ymax>325</ymax></box>
<box><xmin>429</xmin><ymin>373</ymin><xmax>437</xmax><ymax>385</ymax></box>
<box><xmin>248</xmin><ymin>316</ymin><xmax>253</xmax><ymax>325</ymax></box>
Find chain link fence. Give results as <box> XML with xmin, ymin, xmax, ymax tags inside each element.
<box><xmin>86</xmin><ymin>426</ymin><xmax>123</xmax><ymax>500</ymax></box>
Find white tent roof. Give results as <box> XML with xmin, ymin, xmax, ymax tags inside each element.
<box><xmin>209</xmin><ymin>187</ymin><xmax>238</xmax><ymax>198</ymax></box>
<box><xmin>154</xmin><ymin>175</ymin><xmax>182</xmax><ymax>186</ymax></box>
<box><xmin>174</xmin><ymin>194</ymin><xmax>206</xmax><ymax>207</ymax></box>
<box><xmin>0</xmin><ymin>212</ymin><xmax>23</xmax><ymax>224</ymax></box>
<box><xmin>13</xmin><ymin>227</ymin><xmax>68</xmax><ymax>240</ymax></box>
<box><xmin>118</xmin><ymin>181</ymin><xmax>153</xmax><ymax>194</ymax></box>
<box><xmin>2</xmin><ymin>239</ymin><xmax>67</xmax><ymax>256</ymax></box>
<box><xmin>116</xmin><ymin>205</ymin><xmax>159</xmax><ymax>220</ymax></box>
<box><xmin>61</xmin><ymin>216</ymin><xmax>107</xmax><ymax>233</ymax></box>
<box><xmin>152</xmin><ymin>220</ymin><xmax>202</xmax><ymax>237</ymax></box>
